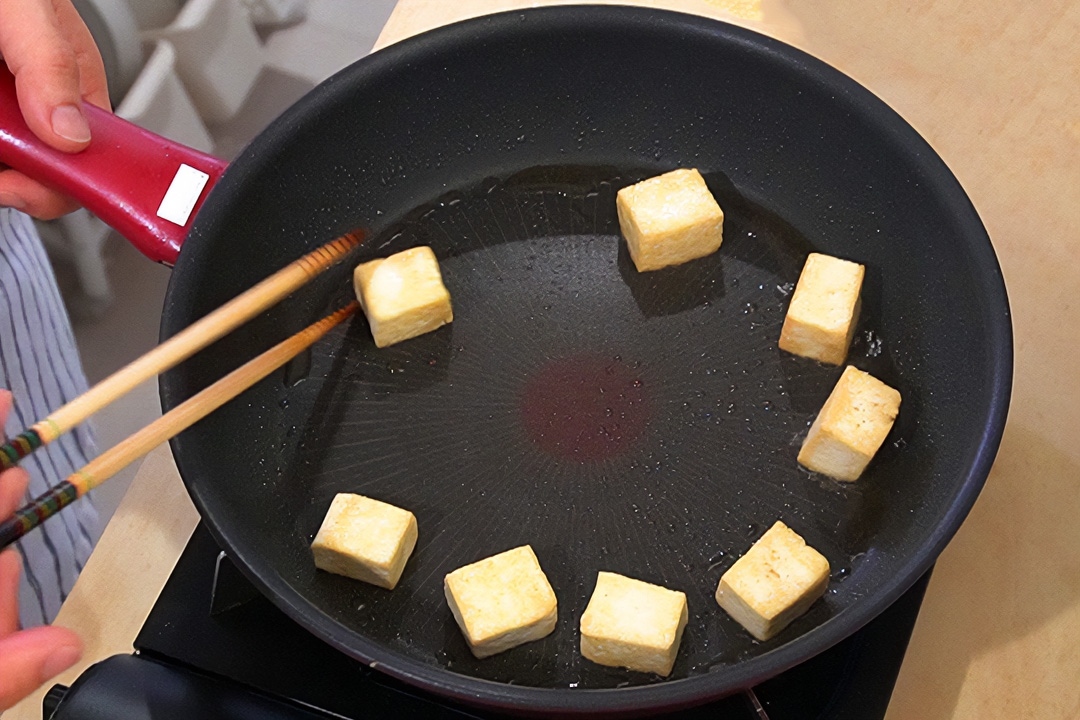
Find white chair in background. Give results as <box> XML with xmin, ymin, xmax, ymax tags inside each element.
<box><xmin>241</xmin><ymin>0</ymin><xmax>308</xmax><ymax>29</ymax></box>
<box><xmin>117</xmin><ymin>40</ymin><xmax>215</xmax><ymax>154</ymax></box>
<box><xmin>35</xmin><ymin>211</ymin><xmax>115</xmax><ymax>319</ymax></box>
<box><xmin>146</xmin><ymin>0</ymin><xmax>266</xmax><ymax>124</ymax></box>
<box><xmin>126</xmin><ymin>0</ymin><xmax>186</xmax><ymax>31</ymax></box>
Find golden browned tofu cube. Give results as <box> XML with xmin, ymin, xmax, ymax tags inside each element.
<box><xmin>311</xmin><ymin>493</ymin><xmax>418</xmax><ymax>590</ymax></box>
<box><xmin>579</xmin><ymin>572</ymin><xmax>688</xmax><ymax>676</ymax></box>
<box><xmin>779</xmin><ymin>253</ymin><xmax>865</xmax><ymax>365</ymax></box>
<box><xmin>616</xmin><ymin>168</ymin><xmax>724</xmax><ymax>272</ymax></box>
<box><xmin>443</xmin><ymin>545</ymin><xmax>557</xmax><ymax>659</ymax></box>
<box><xmin>715</xmin><ymin>521</ymin><xmax>829</xmax><ymax>641</ymax></box>
<box><xmin>353</xmin><ymin>246</ymin><xmax>453</xmax><ymax>348</ymax></box>
<box><xmin>798</xmin><ymin>366</ymin><xmax>901</xmax><ymax>481</ymax></box>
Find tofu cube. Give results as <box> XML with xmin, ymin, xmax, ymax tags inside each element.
<box><xmin>444</xmin><ymin>545</ymin><xmax>557</xmax><ymax>659</ymax></box>
<box><xmin>798</xmin><ymin>366</ymin><xmax>902</xmax><ymax>481</ymax></box>
<box><xmin>616</xmin><ymin>168</ymin><xmax>725</xmax><ymax>272</ymax></box>
<box><xmin>715</xmin><ymin>521</ymin><xmax>830</xmax><ymax>641</ymax></box>
<box><xmin>579</xmin><ymin>572</ymin><xmax>688</xmax><ymax>676</ymax></box>
<box><xmin>311</xmin><ymin>493</ymin><xmax>418</xmax><ymax>590</ymax></box>
<box><xmin>353</xmin><ymin>246</ymin><xmax>453</xmax><ymax>348</ymax></box>
<box><xmin>779</xmin><ymin>253</ymin><xmax>865</xmax><ymax>365</ymax></box>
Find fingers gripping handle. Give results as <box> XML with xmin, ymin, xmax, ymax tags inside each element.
<box><xmin>0</xmin><ymin>62</ymin><xmax>227</xmax><ymax>265</ymax></box>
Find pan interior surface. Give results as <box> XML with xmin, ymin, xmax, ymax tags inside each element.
<box><xmin>161</xmin><ymin>6</ymin><xmax>1009</xmax><ymax>712</ymax></box>
<box><xmin>266</xmin><ymin>165</ymin><xmax>903</xmax><ymax>688</ymax></box>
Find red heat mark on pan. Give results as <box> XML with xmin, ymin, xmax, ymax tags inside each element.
<box><xmin>520</xmin><ymin>355</ymin><xmax>649</xmax><ymax>461</ymax></box>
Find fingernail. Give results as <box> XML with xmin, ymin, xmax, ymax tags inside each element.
<box><xmin>0</xmin><ymin>191</ymin><xmax>27</xmax><ymax>210</ymax></box>
<box><xmin>41</xmin><ymin>644</ymin><xmax>82</xmax><ymax>681</ymax></box>
<box><xmin>51</xmin><ymin>105</ymin><xmax>91</xmax><ymax>144</ymax></box>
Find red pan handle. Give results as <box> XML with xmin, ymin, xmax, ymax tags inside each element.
<box><xmin>0</xmin><ymin>63</ymin><xmax>228</xmax><ymax>266</ymax></box>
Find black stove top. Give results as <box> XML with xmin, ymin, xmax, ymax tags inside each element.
<box><xmin>47</xmin><ymin>524</ymin><xmax>929</xmax><ymax>719</ymax></box>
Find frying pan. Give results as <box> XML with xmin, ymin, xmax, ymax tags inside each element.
<box><xmin>0</xmin><ymin>6</ymin><xmax>1011</xmax><ymax>716</ymax></box>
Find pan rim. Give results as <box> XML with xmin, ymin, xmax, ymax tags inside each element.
<box><xmin>161</xmin><ymin>4</ymin><xmax>1013</xmax><ymax>714</ymax></box>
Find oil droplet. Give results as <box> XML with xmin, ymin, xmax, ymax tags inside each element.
<box><xmin>865</xmin><ymin>330</ymin><xmax>883</xmax><ymax>357</ymax></box>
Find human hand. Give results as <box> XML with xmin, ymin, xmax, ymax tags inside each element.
<box><xmin>0</xmin><ymin>0</ymin><xmax>110</xmax><ymax>219</ymax></box>
<box><xmin>0</xmin><ymin>390</ymin><xmax>83</xmax><ymax>710</ymax></box>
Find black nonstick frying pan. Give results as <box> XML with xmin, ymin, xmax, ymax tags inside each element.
<box><xmin>0</xmin><ymin>6</ymin><xmax>1011</xmax><ymax>716</ymax></box>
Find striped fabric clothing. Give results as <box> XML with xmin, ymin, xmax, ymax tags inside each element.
<box><xmin>0</xmin><ymin>208</ymin><xmax>99</xmax><ymax>628</ymax></box>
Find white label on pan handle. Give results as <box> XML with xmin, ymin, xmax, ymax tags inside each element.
<box><xmin>157</xmin><ymin>164</ymin><xmax>210</xmax><ymax>226</ymax></box>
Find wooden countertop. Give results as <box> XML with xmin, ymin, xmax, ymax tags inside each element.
<box><xmin>8</xmin><ymin>2</ymin><xmax>1078</xmax><ymax>718</ymax></box>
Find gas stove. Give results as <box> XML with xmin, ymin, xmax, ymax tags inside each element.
<box><xmin>42</xmin><ymin>523</ymin><xmax>929</xmax><ymax>719</ymax></box>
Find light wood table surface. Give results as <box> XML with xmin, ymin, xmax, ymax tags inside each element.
<box><xmin>8</xmin><ymin>1</ymin><xmax>1078</xmax><ymax>718</ymax></box>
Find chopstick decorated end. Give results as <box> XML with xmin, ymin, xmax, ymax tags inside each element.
<box><xmin>0</xmin><ymin>302</ymin><xmax>359</xmax><ymax>550</ymax></box>
<box><xmin>0</xmin><ymin>418</ymin><xmax>62</xmax><ymax>470</ymax></box>
<box><xmin>0</xmin><ymin>481</ymin><xmax>81</xmax><ymax>548</ymax></box>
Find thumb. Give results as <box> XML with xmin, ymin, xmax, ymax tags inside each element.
<box><xmin>0</xmin><ymin>626</ymin><xmax>83</xmax><ymax>710</ymax></box>
<box><xmin>0</xmin><ymin>0</ymin><xmax>92</xmax><ymax>152</ymax></box>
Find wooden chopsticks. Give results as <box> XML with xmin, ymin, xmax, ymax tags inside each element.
<box><xmin>0</xmin><ymin>232</ymin><xmax>361</xmax><ymax>471</ymax></box>
<box><xmin>0</xmin><ymin>302</ymin><xmax>360</xmax><ymax>549</ymax></box>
